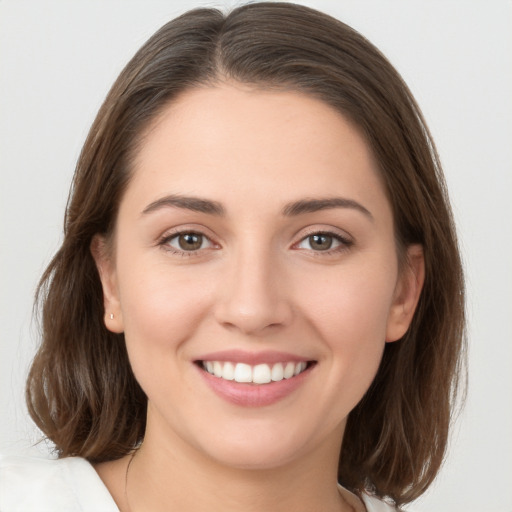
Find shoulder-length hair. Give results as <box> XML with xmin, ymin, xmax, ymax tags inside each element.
<box><xmin>27</xmin><ymin>2</ymin><xmax>465</xmax><ymax>507</ymax></box>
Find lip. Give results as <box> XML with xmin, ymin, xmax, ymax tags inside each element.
<box><xmin>195</xmin><ymin>349</ymin><xmax>310</xmax><ymax>366</ymax></box>
<box><xmin>194</xmin><ymin>352</ymin><xmax>316</xmax><ymax>407</ymax></box>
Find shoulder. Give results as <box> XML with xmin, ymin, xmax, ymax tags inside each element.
<box><xmin>0</xmin><ymin>453</ymin><xmax>119</xmax><ymax>511</ymax></box>
<box><xmin>361</xmin><ymin>493</ymin><xmax>399</xmax><ymax>512</ymax></box>
<box><xmin>339</xmin><ymin>485</ymin><xmax>399</xmax><ymax>512</ymax></box>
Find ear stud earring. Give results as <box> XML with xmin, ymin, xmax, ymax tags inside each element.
<box><xmin>109</xmin><ymin>313</ymin><xmax>114</xmax><ymax>320</ymax></box>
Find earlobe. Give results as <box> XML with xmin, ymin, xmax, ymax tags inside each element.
<box><xmin>90</xmin><ymin>235</ymin><xmax>124</xmax><ymax>333</ymax></box>
<box><xmin>385</xmin><ymin>244</ymin><xmax>425</xmax><ymax>343</ymax></box>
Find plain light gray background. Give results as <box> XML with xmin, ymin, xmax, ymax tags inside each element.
<box><xmin>1</xmin><ymin>1</ymin><xmax>511</xmax><ymax>510</ymax></box>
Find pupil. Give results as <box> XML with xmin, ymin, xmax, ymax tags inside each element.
<box><xmin>310</xmin><ymin>234</ymin><xmax>332</xmax><ymax>250</ymax></box>
<box><xmin>179</xmin><ymin>233</ymin><xmax>202</xmax><ymax>250</ymax></box>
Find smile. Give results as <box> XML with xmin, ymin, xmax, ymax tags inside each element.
<box><xmin>201</xmin><ymin>361</ymin><xmax>308</xmax><ymax>384</ymax></box>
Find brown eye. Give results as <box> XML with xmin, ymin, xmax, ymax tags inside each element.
<box><xmin>295</xmin><ymin>231</ymin><xmax>350</xmax><ymax>253</ymax></box>
<box><xmin>308</xmin><ymin>234</ymin><xmax>333</xmax><ymax>251</ymax></box>
<box><xmin>178</xmin><ymin>233</ymin><xmax>203</xmax><ymax>250</ymax></box>
<box><xmin>164</xmin><ymin>232</ymin><xmax>212</xmax><ymax>253</ymax></box>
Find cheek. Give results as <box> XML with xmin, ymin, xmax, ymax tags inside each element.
<box><xmin>117</xmin><ymin>260</ymin><xmax>214</xmax><ymax>368</ymax></box>
<box><xmin>297</xmin><ymin>261</ymin><xmax>397</xmax><ymax>382</ymax></box>
<box><xmin>302</xmin><ymin>261</ymin><xmax>395</xmax><ymax>335</ymax></box>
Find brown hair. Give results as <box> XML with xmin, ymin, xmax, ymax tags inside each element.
<box><xmin>26</xmin><ymin>2</ymin><xmax>465</xmax><ymax>507</ymax></box>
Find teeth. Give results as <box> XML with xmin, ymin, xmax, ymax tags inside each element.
<box><xmin>201</xmin><ymin>361</ymin><xmax>309</xmax><ymax>384</ymax></box>
<box><xmin>294</xmin><ymin>361</ymin><xmax>307</xmax><ymax>376</ymax></box>
<box><xmin>253</xmin><ymin>364</ymin><xmax>272</xmax><ymax>384</ymax></box>
<box><xmin>271</xmin><ymin>363</ymin><xmax>284</xmax><ymax>381</ymax></box>
<box><xmin>213</xmin><ymin>361</ymin><xmax>223</xmax><ymax>378</ymax></box>
<box><xmin>283</xmin><ymin>362</ymin><xmax>295</xmax><ymax>379</ymax></box>
<box><xmin>222</xmin><ymin>361</ymin><xmax>235</xmax><ymax>381</ymax></box>
<box><xmin>234</xmin><ymin>363</ymin><xmax>252</xmax><ymax>383</ymax></box>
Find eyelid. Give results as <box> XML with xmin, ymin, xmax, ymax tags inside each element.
<box><xmin>157</xmin><ymin>225</ymin><xmax>220</xmax><ymax>256</ymax></box>
<box><xmin>291</xmin><ymin>226</ymin><xmax>354</xmax><ymax>253</ymax></box>
<box><xmin>155</xmin><ymin>224</ymin><xmax>353</xmax><ymax>257</ymax></box>
<box><xmin>294</xmin><ymin>225</ymin><xmax>353</xmax><ymax>242</ymax></box>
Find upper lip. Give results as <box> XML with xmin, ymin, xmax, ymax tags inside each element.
<box><xmin>194</xmin><ymin>349</ymin><xmax>313</xmax><ymax>366</ymax></box>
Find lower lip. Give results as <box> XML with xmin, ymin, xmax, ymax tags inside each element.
<box><xmin>196</xmin><ymin>364</ymin><xmax>313</xmax><ymax>407</ymax></box>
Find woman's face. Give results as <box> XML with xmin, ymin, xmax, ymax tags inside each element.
<box><xmin>95</xmin><ymin>83</ymin><xmax>422</xmax><ymax>470</ymax></box>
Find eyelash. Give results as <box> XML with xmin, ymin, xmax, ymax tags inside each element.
<box><xmin>159</xmin><ymin>230</ymin><xmax>215</xmax><ymax>257</ymax></box>
<box><xmin>158</xmin><ymin>229</ymin><xmax>353</xmax><ymax>257</ymax></box>
<box><xmin>293</xmin><ymin>230</ymin><xmax>353</xmax><ymax>256</ymax></box>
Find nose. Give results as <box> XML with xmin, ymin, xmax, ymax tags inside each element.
<box><xmin>213</xmin><ymin>246</ymin><xmax>293</xmax><ymax>336</ymax></box>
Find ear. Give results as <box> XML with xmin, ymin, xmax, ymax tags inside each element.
<box><xmin>90</xmin><ymin>234</ymin><xmax>124</xmax><ymax>333</ymax></box>
<box><xmin>386</xmin><ymin>244</ymin><xmax>425</xmax><ymax>343</ymax></box>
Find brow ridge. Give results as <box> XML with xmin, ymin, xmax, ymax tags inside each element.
<box><xmin>142</xmin><ymin>194</ymin><xmax>372</xmax><ymax>220</ymax></box>
<box><xmin>142</xmin><ymin>194</ymin><xmax>225</xmax><ymax>216</ymax></box>
<box><xmin>282</xmin><ymin>197</ymin><xmax>373</xmax><ymax>219</ymax></box>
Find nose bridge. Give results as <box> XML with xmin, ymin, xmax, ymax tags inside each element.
<box><xmin>214</xmin><ymin>237</ymin><xmax>292</xmax><ymax>335</ymax></box>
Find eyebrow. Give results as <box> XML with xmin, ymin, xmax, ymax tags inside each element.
<box><xmin>142</xmin><ymin>194</ymin><xmax>225</xmax><ymax>216</ymax></box>
<box><xmin>141</xmin><ymin>194</ymin><xmax>372</xmax><ymax>220</ymax></box>
<box><xmin>282</xmin><ymin>197</ymin><xmax>373</xmax><ymax>220</ymax></box>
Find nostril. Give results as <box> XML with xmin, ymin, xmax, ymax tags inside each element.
<box><xmin>214</xmin><ymin>299</ymin><xmax>294</xmax><ymax>336</ymax></box>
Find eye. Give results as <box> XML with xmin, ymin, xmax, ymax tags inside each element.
<box><xmin>295</xmin><ymin>231</ymin><xmax>352</xmax><ymax>253</ymax></box>
<box><xmin>300</xmin><ymin>233</ymin><xmax>336</xmax><ymax>251</ymax></box>
<box><xmin>163</xmin><ymin>232</ymin><xmax>213</xmax><ymax>252</ymax></box>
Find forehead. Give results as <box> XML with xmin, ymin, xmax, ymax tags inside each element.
<box><xmin>125</xmin><ymin>83</ymin><xmax>390</xmax><ymax>219</ymax></box>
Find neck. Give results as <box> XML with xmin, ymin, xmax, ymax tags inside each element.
<box><xmin>123</xmin><ymin>417</ymin><xmax>350</xmax><ymax>512</ymax></box>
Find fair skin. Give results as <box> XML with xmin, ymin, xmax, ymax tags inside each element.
<box><xmin>93</xmin><ymin>83</ymin><xmax>424</xmax><ymax>512</ymax></box>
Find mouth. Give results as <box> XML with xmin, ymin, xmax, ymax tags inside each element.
<box><xmin>196</xmin><ymin>360</ymin><xmax>314</xmax><ymax>385</ymax></box>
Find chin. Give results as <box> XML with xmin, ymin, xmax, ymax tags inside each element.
<box><xmin>206</xmin><ymin>444</ymin><xmax>301</xmax><ymax>471</ymax></box>
<box><xmin>193</xmin><ymin>421</ymin><xmax>330</xmax><ymax>472</ymax></box>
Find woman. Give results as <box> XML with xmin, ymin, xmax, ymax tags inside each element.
<box><xmin>0</xmin><ymin>2</ymin><xmax>465</xmax><ymax>511</ymax></box>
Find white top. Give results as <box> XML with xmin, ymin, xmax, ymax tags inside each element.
<box><xmin>0</xmin><ymin>454</ymin><xmax>396</xmax><ymax>511</ymax></box>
